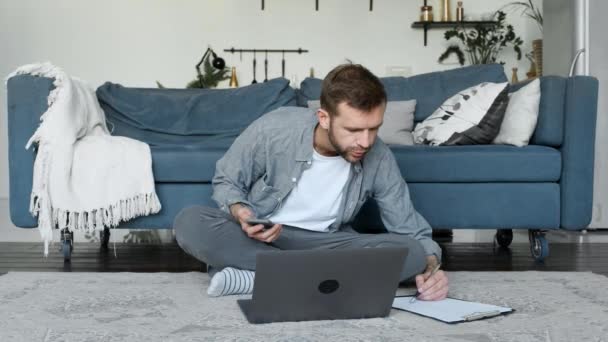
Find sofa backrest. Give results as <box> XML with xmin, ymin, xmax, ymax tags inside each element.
<box><xmin>96</xmin><ymin>78</ymin><xmax>296</xmax><ymax>146</ymax></box>
<box><xmin>297</xmin><ymin>64</ymin><xmax>507</xmax><ymax>120</ymax></box>
<box><xmin>297</xmin><ymin>64</ymin><xmax>567</xmax><ymax>147</ymax></box>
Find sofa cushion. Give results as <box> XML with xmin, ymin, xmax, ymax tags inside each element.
<box><xmin>151</xmin><ymin>145</ymin><xmax>228</xmax><ymax>183</ymax></box>
<box><xmin>297</xmin><ymin>64</ymin><xmax>508</xmax><ymax>122</ymax></box>
<box><xmin>391</xmin><ymin>144</ymin><xmax>561</xmax><ymax>182</ymax></box>
<box><xmin>353</xmin><ymin>183</ymin><xmax>560</xmax><ymax>231</ymax></box>
<box><xmin>151</xmin><ymin>143</ymin><xmax>560</xmax><ymax>183</ymax></box>
<box><xmin>97</xmin><ymin>78</ymin><xmax>296</xmax><ymax>146</ymax></box>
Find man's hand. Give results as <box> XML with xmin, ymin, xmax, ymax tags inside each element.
<box><xmin>414</xmin><ymin>255</ymin><xmax>448</xmax><ymax>301</ymax></box>
<box><xmin>229</xmin><ymin>203</ymin><xmax>282</xmax><ymax>243</ymax></box>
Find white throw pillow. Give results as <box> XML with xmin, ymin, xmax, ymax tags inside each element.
<box><xmin>413</xmin><ymin>82</ymin><xmax>509</xmax><ymax>146</ymax></box>
<box><xmin>307</xmin><ymin>100</ymin><xmax>416</xmax><ymax>145</ymax></box>
<box><xmin>492</xmin><ymin>79</ymin><xmax>541</xmax><ymax>147</ymax></box>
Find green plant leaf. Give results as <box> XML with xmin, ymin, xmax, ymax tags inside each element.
<box><xmin>514</xmin><ymin>45</ymin><xmax>522</xmax><ymax>60</ymax></box>
<box><xmin>438</xmin><ymin>9</ymin><xmax>525</xmax><ymax>65</ymax></box>
<box><xmin>502</xmin><ymin>0</ymin><xmax>542</xmax><ymax>31</ymax></box>
<box><xmin>438</xmin><ymin>45</ymin><xmax>465</xmax><ymax>65</ymax></box>
<box><xmin>186</xmin><ymin>56</ymin><xmax>230</xmax><ymax>89</ymax></box>
<box><xmin>445</xmin><ymin>30</ymin><xmax>459</xmax><ymax>40</ymax></box>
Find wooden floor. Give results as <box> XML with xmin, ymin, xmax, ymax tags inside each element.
<box><xmin>1</xmin><ymin>240</ymin><xmax>607</xmax><ymax>276</ymax></box>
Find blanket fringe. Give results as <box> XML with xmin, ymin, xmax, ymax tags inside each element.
<box><xmin>28</xmin><ymin>144</ymin><xmax>162</xmax><ymax>256</ymax></box>
<box><xmin>30</xmin><ymin>191</ymin><xmax>162</xmax><ymax>256</ymax></box>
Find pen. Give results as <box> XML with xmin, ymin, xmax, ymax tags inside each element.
<box><xmin>410</xmin><ymin>263</ymin><xmax>442</xmax><ymax>303</ymax></box>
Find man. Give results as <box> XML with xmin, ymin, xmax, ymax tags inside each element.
<box><xmin>174</xmin><ymin>64</ymin><xmax>448</xmax><ymax>300</ymax></box>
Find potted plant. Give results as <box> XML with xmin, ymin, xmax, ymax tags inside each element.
<box><xmin>438</xmin><ymin>11</ymin><xmax>524</xmax><ymax>66</ymax></box>
<box><xmin>156</xmin><ymin>47</ymin><xmax>230</xmax><ymax>89</ymax></box>
<box><xmin>502</xmin><ymin>0</ymin><xmax>543</xmax><ymax>76</ymax></box>
<box><xmin>502</xmin><ymin>0</ymin><xmax>542</xmax><ymax>32</ymax></box>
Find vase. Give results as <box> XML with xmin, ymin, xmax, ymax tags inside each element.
<box><xmin>442</xmin><ymin>0</ymin><xmax>451</xmax><ymax>21</ymax></box>
<box><xmin>456</xmin><ymin>1</ymin><xmax>464</xmax><ymax>22</ymax></box>
<box><xmin>532</xmin><ymin>39</ymin><xmax>543</xmax><ymax>77</ymax></box>
<box><xmin>511</xmin><ymin>67</ymin><xmax>519</xmax><ymax>84</ymax></box>
<box><xmin>229</xmin><ymin>67</ymin><xmax>239</xmax><ymax>88</ymax></box>
<box><xmin>420</xmin><ymin>5</ymin><xmax>434</xmax><ymax>22</ymax></box>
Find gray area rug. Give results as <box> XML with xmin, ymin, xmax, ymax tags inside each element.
<box><xmin>1</xmin><ymin>271</ymin><xmax>607</xmax><ymax>342</ymax></box>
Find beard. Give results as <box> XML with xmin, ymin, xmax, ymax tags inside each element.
<box><xmin>327</xmin><ymin>125</ymin><xmax>368</xmax><ymax>163</ymax></box>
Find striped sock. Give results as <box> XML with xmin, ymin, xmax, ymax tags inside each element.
<box><xmin>207</xmin><ymin>267</ymin><xmax>255</xmax><ymax>297</ymax></box>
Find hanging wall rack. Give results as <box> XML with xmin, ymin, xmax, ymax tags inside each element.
<box><xmin>224</xmin><ymin>47</ymin><xmax>309</xmax><ymax>79</ymax></box>
<box><xmin>224</xmin><ymin>48</ymin><xmax>308</xmax><ymax>54</ymax></box>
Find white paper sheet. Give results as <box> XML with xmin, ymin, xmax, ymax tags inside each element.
<box><xmin>392</xmin><ymin>296</ymin><xmax>513</xmax><ymax>323</ymax></box>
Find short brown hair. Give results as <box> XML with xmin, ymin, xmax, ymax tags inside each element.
<box><xmin>320</xmin><ymin>64</ymin><xmax>386</xmax><ymax>116</ymax></box>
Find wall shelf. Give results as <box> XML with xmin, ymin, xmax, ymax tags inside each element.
<box><xmin>411</xmin><ymin>21</ymin><xmax>498</xmax><ymax>46</ymax></box>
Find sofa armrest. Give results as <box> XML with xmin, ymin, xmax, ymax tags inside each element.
<box><xmin>7</xmin><ymin>75</ymin><xmax>55</xmax><ymax>227</ymax></box>
<box><xmin>560</xmin><ymin>76</ymin><xmax>599</xmax><ymax>229</ymax></box>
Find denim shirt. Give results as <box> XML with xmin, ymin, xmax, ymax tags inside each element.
<box><xmin>212</xmin><ymin>107</ymin><xmax>441</xmax><ymax>260</ymax></box>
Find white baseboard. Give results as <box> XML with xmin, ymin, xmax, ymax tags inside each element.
<box><xmin>586</xmin><ymin>202</ymin><xmax>608</xmax><ymax>229</ymax></box>
<box><xmin>0</xmin><ymin>197</ymin><xmax>41</xmax><ymax>242</ymax></box>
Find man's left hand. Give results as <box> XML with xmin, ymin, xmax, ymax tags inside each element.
<box><xmin>414</xmin><ymin>255</ymin><xmax>448</xmax><ymax>301</ymax></box>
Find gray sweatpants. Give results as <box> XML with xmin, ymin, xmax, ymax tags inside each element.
<box><xmin>174</xmin><ymin>206</ymin><xmax>427</xmax><ymax>283</ymax></box>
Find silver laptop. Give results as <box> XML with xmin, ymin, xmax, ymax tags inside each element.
<box><xmin>237</xmin><ymin>247</ymin><xmax>408</xmax><ymax>324</ymax></box>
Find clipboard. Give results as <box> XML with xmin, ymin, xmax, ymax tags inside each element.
<box><xmin>392</xmin><ymin>296</ymin><xmax>514</xmax><ymax>324</ymax></box>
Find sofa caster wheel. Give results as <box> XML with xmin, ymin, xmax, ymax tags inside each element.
<box><xmin>62</xmin><ymin>240</ymin><xmax>72</xmax><ymax>261</ymax></box>
<box><xmin>60</xmin><ymin>228</ymin><xmax>74</xmax><ymax>262</ymax></box>
<box><xmin>100</xmin><ymin>227</ymin><xmax>111</xmax><ymax>250</ymax></box>
<box><xmin>528</xmin><ymin>230</ymin><xmax>549</xmax><ymax>262</ymax></box>
<box><xmin>494</xmin><ymin>229</ymin><xmax>513</xmax><ymax>248</ymax></box>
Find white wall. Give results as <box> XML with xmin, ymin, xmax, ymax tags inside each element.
<box><xmin>588</xmin><ymin>0</ymin><xmax>608</xmax><ymax>228</ymax></box>
<box><xmin>0</xmin><ymin>0</ymin><xmax>542</xmax><ymax>200</ymax></box>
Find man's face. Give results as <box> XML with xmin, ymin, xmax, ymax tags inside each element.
<box><xmin>324</xmin><ymin>102</ymin><xmax>385</xmax><ymax>163</ymax></box>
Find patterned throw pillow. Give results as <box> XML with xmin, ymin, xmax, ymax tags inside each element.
<box><xmin>413</xmin><ymin>82</ymin><xmax>510</xmax><ymax>146</ymax></box>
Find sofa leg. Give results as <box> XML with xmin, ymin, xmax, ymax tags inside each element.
<box><xmin>60</xmin><ymin>228</ymin><xmax>74</xmax><ymax>262</ymax></box>
<box><xmin>528</xmin><ymin>230</ymin><xmax>549</xmax><ymax>262</ymax></box>
<box><xmin>100</xmin><ymin>227</ymin><xmax>110</xmax><ymax>250</ymax></box>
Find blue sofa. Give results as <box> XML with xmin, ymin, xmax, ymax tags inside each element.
<box><xmin>7</xmin><ymin>64</ymin><xmax>599</xmax><ymax>261</ymax></box>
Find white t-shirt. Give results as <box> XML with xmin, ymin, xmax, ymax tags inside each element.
<box><xmin>267</xmin><ymin>149</ymin><xmax>351</xmax><ymax>232</ymax></box>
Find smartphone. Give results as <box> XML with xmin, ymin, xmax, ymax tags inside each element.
<box><xmin>245</xmin><ymin>218</ymin><xmax>275</xmax><ymax>229</ymax></box>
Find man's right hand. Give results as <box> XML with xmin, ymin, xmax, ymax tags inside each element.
<box><xmin>230</xmin><ymin>203</ymin><xmax>283</xmax><ymax>243</ymax></box>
